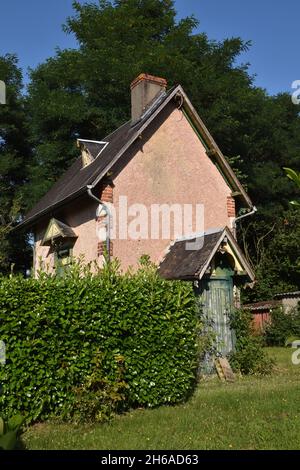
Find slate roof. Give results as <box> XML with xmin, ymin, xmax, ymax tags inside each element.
<box><xmin>158</xmin><ymin>227</ymin><xmax>255</xmax><ymax>281</ymax></box>
<box><xmin>22</xmin><ymin>120</ymin><xmax>136</xmax><ymax>226</ymax></box>
<box><xmin>158</xmin><ymin>229</ymin><xmax>223</xmax><ymax>280</ymax></box>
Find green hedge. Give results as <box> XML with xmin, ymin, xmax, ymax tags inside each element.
<box><xmin>264</xmin><ymin>305</ymin><xmax>300</xmax><ymax>346</ymax></box>
<box><xmin>0</xmin><ymin>260</ymin><xmax>198</xmax><ymax>422</ymax></box>
<box><xmin>229</xmin><ymin>309</ymin><xmax>274</xmax><ymax>375</ymax></box>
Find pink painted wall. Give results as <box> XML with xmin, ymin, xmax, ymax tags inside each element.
<box><xmin>34</xmin><ymin>226</ymin><xmax>54</xmax><ymax>274</ymax></box>
<box><xmin>112</xmin><ymin>105</ymin><xmax>232</xmax><ymax>271</ymax></box>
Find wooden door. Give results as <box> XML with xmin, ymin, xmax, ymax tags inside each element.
<box><xmin>202</xmin><ymin>276</ymin><xmax>234</xmax><ymax>356</ymax></box>
<box><xmin>196</xmin><ymin>255</ymin><xmax>235</xmax><ymax>358</ymax></box>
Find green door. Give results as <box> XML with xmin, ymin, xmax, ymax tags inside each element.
<box><xmin>196</xmin><ymin>253</ymin><xmax>235</xmax><ymax>358</ymax></box>
<box><xmin>199</xmin><ymin>276</ymin><xmax>234</xmax><ymax>356</ymax></box>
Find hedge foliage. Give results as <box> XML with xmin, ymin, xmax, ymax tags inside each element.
<box><xmin>264</xmin><ymin>305</ymin><xmax>300</xmax><ymax>346</ymax></box>
<box><xmin>229</xmin><ymin>309</ymin><xmax>274</xmax><ymax>375</ymax></box>
<box><xmin>0</xmin><ymin>260</ymin><xmax>198</xmax><ymax>422</ymax></box>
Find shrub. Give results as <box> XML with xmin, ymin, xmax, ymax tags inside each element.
<box><xmin>70</xmin><ymin>353</ymin><xmax>128</xmax><ymax>423</ymax></box>
<box><xmin>0</xmin><ymin>415</ymin><xmax>24</xmax><ymax>450</ymax></box>
<box><xmin>264</xmin><ymin>305</ymin><xmax>300</xmax><ymax>346</ymax></box>
<box><xmin>0</xmin><ymin>259</ymin><xmax>198</xmax><ymax>423</ymax></box>
<box><xmin>229</xmin><ymin>309</ymin><xmax>274</xmax><ymax>375</ymax></box>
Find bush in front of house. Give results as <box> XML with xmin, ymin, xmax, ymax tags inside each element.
<box><xmin>0</xmin><ymin>415</ymin><xmax>24</xmax><ymax>450</ymax></box>
<box><xmin>0</xmin><ymin>259</ymin><xmax>198</xmax><ymax>423</ymax></box>
<box><xmin>229</xmin><ymin>309</ymin><xmax>274</xmax><ymax>375</ymax></box>
<box><xmin>264</xmin><ymin>305</ymin><xmax>300</xmax><ymax>346</ymax></box>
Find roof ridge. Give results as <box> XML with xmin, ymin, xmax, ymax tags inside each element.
<box><xmin>174</xmin><ymin>227</ymin><xmax>224</xmax><ymax>242</ymax></box>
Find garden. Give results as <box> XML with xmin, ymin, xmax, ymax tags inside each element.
<box><xmin>23</xmin><ymin>348</ymin><xmax>299</xmax><ymax>451</ymax></box>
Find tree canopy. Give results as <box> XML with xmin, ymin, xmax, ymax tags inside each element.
<box><xmin>0</xmin><ymin>54</ymin><xmax>31</xmax><ymax>272</ymax></box>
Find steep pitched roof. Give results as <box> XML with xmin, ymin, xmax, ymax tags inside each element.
<box><xmin>158</xmin><ymin>227</ymin><xmax>255</xmax><ymax>281</ymax></box>
<box><xmin>20</xmin><ymin>85</ymin><xmax>253</xmax><ymax>229</ymax></box>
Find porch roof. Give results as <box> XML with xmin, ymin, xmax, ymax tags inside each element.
<box><xmin>158</xmin><ymin>227</ymin><xmax>255</xmax><ymax>282</ymax></box>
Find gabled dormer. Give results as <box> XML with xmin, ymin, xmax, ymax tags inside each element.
<box><xmin>77</xmin><ymin>139</ymin><xmax>109</xmax><ymax>168</ymax></box>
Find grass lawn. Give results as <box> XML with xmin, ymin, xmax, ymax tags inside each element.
<box><xmin>23</xmin><ymin>348</ymin><xmax>300</xmax><ymax>450</ymax></box>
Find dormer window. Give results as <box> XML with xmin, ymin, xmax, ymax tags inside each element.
<box><xmin>81</xmin><ymin>145</ymin><xmax>94</xmax><ymax>168</ymax></box>
<box><xmin>41</xmin><ymin>218</ymin><xmax>77</xmax><ymax>247</ymax></box>
<box><xmin>41</xmin><ymin>218</ymin><xmax>78</xmax><ymax>276</ymax></box>
<box><xmin>77</xmin><ymin>139</ymin><xmax>109</xmax><ymax>169</ymax></box>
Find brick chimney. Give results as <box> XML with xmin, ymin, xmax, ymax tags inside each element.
<box><xmin>130</xmin><ymin>73</ymin><xmax>167</xmax><ymax>123</ymax></box>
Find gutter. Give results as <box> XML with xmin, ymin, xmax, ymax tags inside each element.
<box><xmin>16</xmin><ymin>187</ymin><xmax>87</xmax><ymax>231</ymax></box>
<box><xmin>87</xmin><ymin>185</ymin><xmax>111</xmax><ymax>262</ymax></box>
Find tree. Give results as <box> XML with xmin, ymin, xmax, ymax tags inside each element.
<box><xmin>242</xmin><ymin>210</ymin><xmax>300</xmax><ymax>301</ymax></box>
<box><xmin>0</xmin><ymin>54</ymin><xmax>31</xmax><ymax>273</ymax></box>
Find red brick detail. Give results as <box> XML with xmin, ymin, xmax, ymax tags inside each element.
<box><xmin>100</xmin><ymin>183</ymin><xmax>113</xmax><ymax>203</ymax></box>
<box><xmin>97</xmin><ymin>182</ymin><xmax>114</xmax><ymax>257</ymax></box>
<box><xmin>227</xmin><ymin>196</ymin><xmax>236</xmax><ymax>218</ymax></box>
<box><xmin>97</xmin><ymin>241</ymin><xmax>113</xmax><ymax>257</ymax></box>
<box><xmin>130</xmin><ymin>73</ymin><xmax>167</xmax><ymax>90</ymax></box>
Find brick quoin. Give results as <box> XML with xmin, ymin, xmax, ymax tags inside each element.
<box><xmin>100</xmin><ymin>182</ymin><xmax>114</xmax><ymax>203</ymax></box>
<box><xmin>227</xmin><ymin>196</ymin><xmax>236</xmax><ymax>218</ymax></box>
<box><xmin>97</xmin><ymin>241</ymin><xmax>113</xmax><ymax>257</ymax></box>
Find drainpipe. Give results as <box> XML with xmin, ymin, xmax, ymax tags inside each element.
<box><xmin>87</xmin><ymin>185</ymin><xmax>111</xmax><ymax>262</ymax></box>
<box><xmin>233</xmin><ymin>205</ymin><xmax>257</xmax><ymax>237</ymax></box>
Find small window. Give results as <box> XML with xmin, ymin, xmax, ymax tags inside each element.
<box><xmin>56</xmin><ymin>247</ymin><xmax>72</xmax><ymax>263</ymax></box>
<box><xmin>54</xmin><ymin>245</ymin><xmax>74</xmax><ymax>275</ymax></box>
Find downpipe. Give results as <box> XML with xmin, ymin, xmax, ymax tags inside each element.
<box><xmin>233</xmin><ymin>205</ymin><xmax>257</xmax><ymax>237</ymax></box>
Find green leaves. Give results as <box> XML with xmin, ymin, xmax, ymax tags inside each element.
<box><xmin>283</xmin><ymin>167</ymin><xmax>300</xmax><ymax>189</ymax></box>
<box><xmin>7</xmin><ymin>415</ymin><xmax>24</xmax><ymax>432</ymax></box>
<box><xmin>0</xmin><ymin>417</ymin><xmax>4</xmax><ymax>435</ymax></box>
<box><xmin>0</xmin><ymin>261</ymin><xmax>198</xmax><ymax>423</ymax></box>
<box><xmin>283</xmin><ymin>167</ymin><xmax>300</xmax><ymax>207</ymax></box>
<box><xmin>0</xmin><ymin>55</ymin><xmax>32</xmax><ymax>272</ymax></box>
<box><xmin>229</xmin><ymin>309</ymin><xmax>274</xmax><ymax>375</ymax></box>
<box><xmin>265</xmin><ymin>307</ymin><xmax>300</xmax><ymax>347</ymax></box>
<box><xmin>0</xmin><ymin>415</ymin><xmax>24</xmax><ymax>450</ymax></box>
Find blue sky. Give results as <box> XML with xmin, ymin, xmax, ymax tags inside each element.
<box><xmin>0</xmin><ymin>0</ymin><xmax>298</xmax><ymax>95</ymax></box>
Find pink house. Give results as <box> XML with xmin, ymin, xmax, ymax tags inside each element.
<box><xmin>20</xmin><ymin>74</ymin><xmax>255</xmax><ymax>355</ymax></box>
